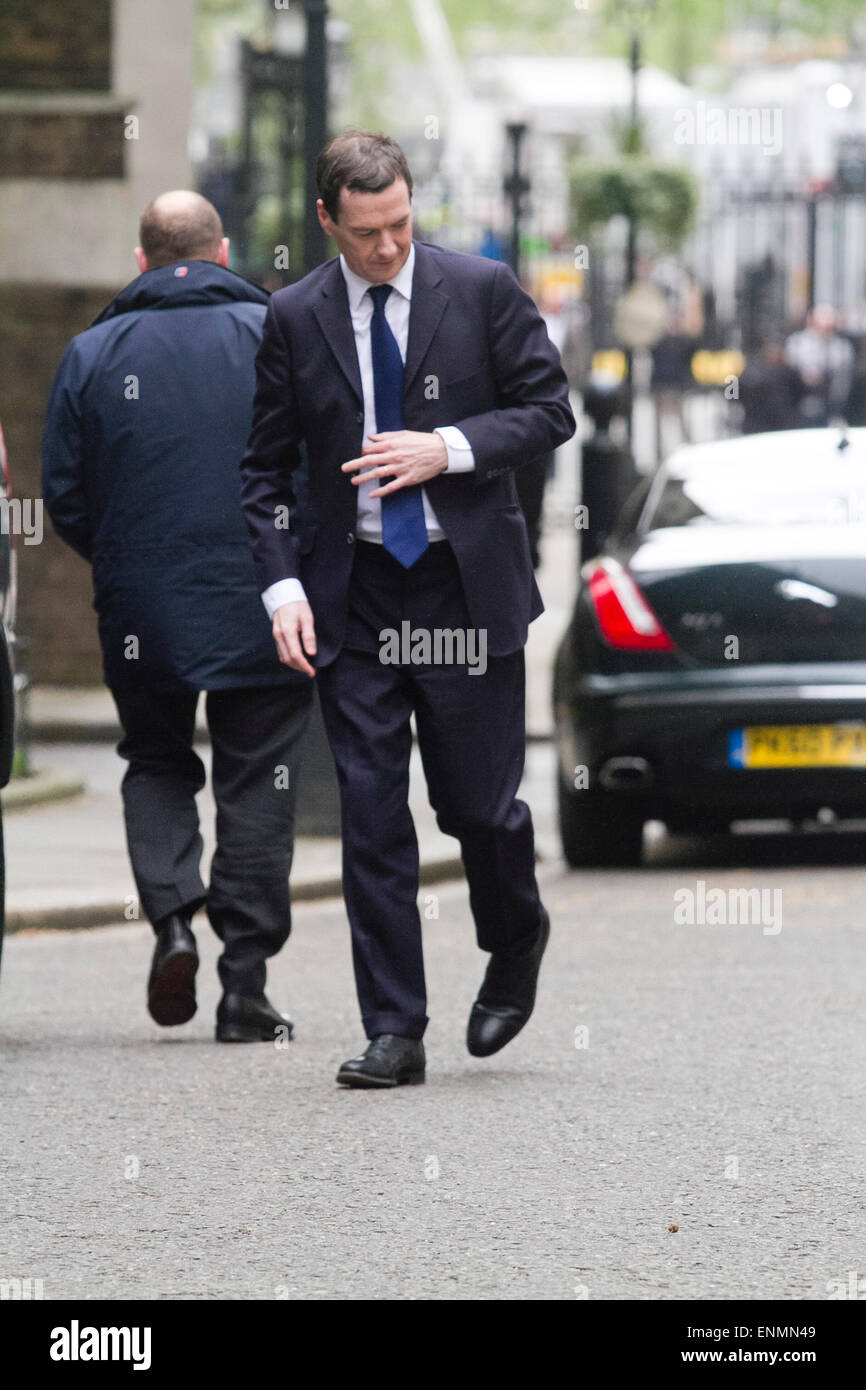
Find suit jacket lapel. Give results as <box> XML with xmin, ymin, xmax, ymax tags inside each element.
<box><xmin>403</xmin><ymin>242</ymin><xmax>449</xmax><ymax>396</ymax></box>
<box><xmin>310</xmin><ymin>245</ymin><xmax>449</xmax><ymax>405</ymax></box>
<box><xmin>312</xmin><ymin>262</ymin><xmax>364</xmax><ymax>405</ymax></box>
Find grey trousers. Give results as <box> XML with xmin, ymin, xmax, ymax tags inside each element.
<box><xmin>111</xmin><ymin>682</ymin><xmax>313</xmax><ymax>994</ymax></box>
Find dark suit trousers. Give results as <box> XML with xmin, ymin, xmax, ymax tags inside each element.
<box><xmin>316</xmin><ymin>541</ymin><xmax>542</xmax><ymax>1041</ymax></box>
<box><xmin>110</xmin><ymin>683</ymin><xmax>312</xmax><ymax>995</ymax></box>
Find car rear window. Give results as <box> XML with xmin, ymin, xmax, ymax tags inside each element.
<box><xmin>643</xmin><ymin>463</ymin><xmax>866</xmax><ymax>530</ymax></box>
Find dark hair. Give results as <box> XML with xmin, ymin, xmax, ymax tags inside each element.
<box><xmin>316</xmin><ymin>130</ymin><xmax>413</xmax><ymax>222</ymax></box>
<box><xmin>139</xmin><ymin>192</ymin><xmax>223</xmax><ymax>268</ymax></box>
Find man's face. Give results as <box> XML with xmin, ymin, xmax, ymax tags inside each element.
<box><xmin>810</xmin><ymin>307</ymin><xmax>836</xmax><ymax>338</ymax></box>
<box><xmin>317</xmin><ymin>177</ymin><xmax>412</xmax><ymax>283</ymax></box>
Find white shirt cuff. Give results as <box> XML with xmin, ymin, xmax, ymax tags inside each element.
<box><xmin>435</xmin><ymin>425</ymin><xmax>476</xmax><ymax>473</ymax></box>
<box><xmin>262</xmin><ymin>578</ymin><xmax>308</xmax><ymax>617</ymax></box>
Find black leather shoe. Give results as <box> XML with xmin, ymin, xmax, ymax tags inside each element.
<box><xmin>336</xmin><ymin>1034</ymin><xmax>426</xmax><ymax>1088</ymax></box>
<box><xmin>147</xmin><ymin>913</ymin><xmax>198</xmax><ymax>1026</ymax></box>
<box><xmin>215</xmin><ymin>991</ymin><xmax>294</xmax><ymax>1043</ymax></box>
<box><xmin>467</xmin><ymin>907</ymin><xmax>550</xmax><ymax>1057</ymax></box>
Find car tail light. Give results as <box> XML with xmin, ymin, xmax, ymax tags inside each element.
<box><xmin>583</xmin><ymin>557</ymin><xmax>674</xmax><ymax>651</ymax></box>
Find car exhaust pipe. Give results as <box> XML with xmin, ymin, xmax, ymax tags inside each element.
<box><xmin>598</xmin><ymin>756</ymin><xmax>654</xmax><ymax>791</ymax></box>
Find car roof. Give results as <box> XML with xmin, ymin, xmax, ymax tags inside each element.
<box><xmin>661</xmin><ymin>428</ymin><xmax>866</xmax><ymax>480</ymax></box>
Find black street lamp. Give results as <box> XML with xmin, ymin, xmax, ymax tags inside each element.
<box><xmin>625</xmin><ymin>31</ymin><xmax>641</xmax><ymax>290</ymax></box>
<box><xmin>275</xmin><ymin>0</ymin><xmax>329</xmax><ymax>273</ymax></box>
<box><xmin>234</xmin><ymin>0</ymin><xmax>330</xmax><ymax>280</ymax></box>
<box><xmin>302</xmin><ymin>0</ymin><xmax>329</xmax><ymax>272</ymax></box>
<box><xmin>503</xmin><ymin>122</ymin><xmax>530</xmax><ymax>281</ymax></box>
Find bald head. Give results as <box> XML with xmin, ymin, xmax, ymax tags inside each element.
<box><xmin>137</xmin><ymin>191</ymin><xmax>226</xmax><ymax>271</ymax></box>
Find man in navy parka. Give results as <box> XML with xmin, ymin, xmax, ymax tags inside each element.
<box><xmin>42</xmin><ymin>191</ymin><xmax>313</xmax><ymax>1041</ymax></box>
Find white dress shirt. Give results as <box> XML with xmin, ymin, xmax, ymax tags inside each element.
<box><xmin>262</xmin><ymin>241</ymin><xmax>475</xmax><ymax>617</ymax></box>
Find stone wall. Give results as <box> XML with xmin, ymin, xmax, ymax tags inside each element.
<box><xmin>0</xmin><ymin>285</ymin><xmax>121</xmax><ymax>683</ymax></box>
<box><xmin>0</xmin><ymin>0</ymin><xmax>111</xmax><ymax>92</ymax></box>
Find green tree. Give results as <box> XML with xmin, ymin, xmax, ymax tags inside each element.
<box><xmin>197</xmin><ymin>0</ymin><xmax>866</xmax><ymax>132</ymax></box>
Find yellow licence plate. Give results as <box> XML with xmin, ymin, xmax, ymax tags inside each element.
<box><xmin>729</xmin><ymin>724</ymin><xmax>866</xmax><ymax>769</ymax></box>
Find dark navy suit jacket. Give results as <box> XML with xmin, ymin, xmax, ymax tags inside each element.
<box><xmin>240</xmin><ymin>240</ymin><xmax>576</xmax><ymax>666</ymax></box>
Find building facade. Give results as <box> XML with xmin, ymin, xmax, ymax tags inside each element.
<box><xmin>0</xmin><ymin>0</ymin><xmax>194</xmax><ymax>681</ymax></box>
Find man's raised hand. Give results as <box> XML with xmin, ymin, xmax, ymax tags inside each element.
<box><xmin>341</xmin><ymin>430</ymin><xmax>448</xmax><ymax>498</ymax></box>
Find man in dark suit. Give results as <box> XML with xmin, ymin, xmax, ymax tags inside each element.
<box><xmin>43</xmin><ymin>192</ymin><xmax>313</xmax><ymax>1041</ymax></box>
<box><xmin>241</xmin><ymin>132</ymin><xmax>575</xmax><ymax>1087</ymax></box>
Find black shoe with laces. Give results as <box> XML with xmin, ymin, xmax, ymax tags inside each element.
<box><xmin>336</xmin><ymin>1034</ymin><xmax>426</xmax><ymax>1088</ymax></box>
<box><xmin>215</xmin><ymin>992</ymin><xmax>294</xmax><ymax>1043</ymax></box>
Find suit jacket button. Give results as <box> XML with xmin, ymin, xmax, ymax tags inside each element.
<box><xmin>355</xmin><ymin>411</ymin><xmax>363</xmax><ymax>423</ymax></box>
<box><xmin>347</xmin><ymin>531</ymin><xmax>355</xmax><ymax>543</ymax></box>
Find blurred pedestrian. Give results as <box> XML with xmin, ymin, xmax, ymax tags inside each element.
<box><xmin>514</xmin><ymin>455</ymin><xmax>547</xmax><ymax>569</ymax></box>
<box><xmin>845</xmin><ymin>338</ymin><xmax>866</xmax><ymax>426</ymax></box>
<box><xmin>739</xmin><ymin>341</ymin><xmax>803</xmax><ymax>434</ymax></box>
<box><xmin>515</xmin><ymin>286</ymin><xmax>574</xmax><ymax>568</ymax></box>
<box><xmin>479</xmin><ymin>227</ymin><xmax>505</xmax><ymax>261</ymax></box>
<box><xmin>651</xmin><ymin>313</ymin><xmax>696</xmax><ymax>461</ymax></box>
<box><xmin>42</xmin><ymin>192</ymin><xmax>313</xmax><ymax>1041</ymax></box>
<box><xmin>785</xmin><ymin>305</ymin><xmax>854</xmax><ymax>428</ymax></box>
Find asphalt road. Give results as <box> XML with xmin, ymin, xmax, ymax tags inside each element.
<box><xmin>3</xmin><ymin>826</ymin><xmax>866</xmax><ymax>1302</ymax></box>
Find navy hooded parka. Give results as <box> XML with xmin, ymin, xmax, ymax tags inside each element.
<box><xmin>42</xmin><ymin>260</ymin><xmax>303</xmax><ymax>692</ymax></box>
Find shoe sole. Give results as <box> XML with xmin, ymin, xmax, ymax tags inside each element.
<box><xmin>216</xmin><ymin>1022</ymin><xmax>294</xmax><ymax>1044</ymax></box>
<box><xmin>335</xmin><ymin>1069</ymin><xmax>425</xmax><ymax>1089</ymax></box>
<box><xmin>148</xmin><ymin>949</ymin><xmax>198</xmax><ymax>1027</ymax></box>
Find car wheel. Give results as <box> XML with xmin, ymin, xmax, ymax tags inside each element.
<box><xmin>557</xmin><ymin>773</ymin><xmax>644</xmax><ymax>868</ymax></box>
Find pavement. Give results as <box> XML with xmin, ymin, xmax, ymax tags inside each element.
<box><xmin>3</xmin><ymin>448</ymin><xmax>581</xmax><ymax>933</ymax></box>
<box><xmin>4</xmin><ymin>843</ymin><xmax>866</xmax><ymax>1301</ymax></box>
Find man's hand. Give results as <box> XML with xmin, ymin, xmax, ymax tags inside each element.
<box><xmin>341</xmin><ymin>430</ymin><xmax>448</xmax><ymax>498</ymax></box>
<box><xmin>272</xmin><ymin>601</ymin><xmax>317</xmax><ymax>678</ymax></box>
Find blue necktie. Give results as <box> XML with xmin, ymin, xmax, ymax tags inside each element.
<box><xmin>368</xmin><ymin>283</ymin><xmax>428</xmax><ymax>568</ymax></box>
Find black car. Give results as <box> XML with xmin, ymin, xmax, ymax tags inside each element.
<box><xmin>554</xmin><ymin>427</ymin><xmax>866</xmax><ymax>866</ymax></box>
<box><xmin>0</xmin><ymin>422</ymin><xmax>16</xmax><ymax>957</ymax></box>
